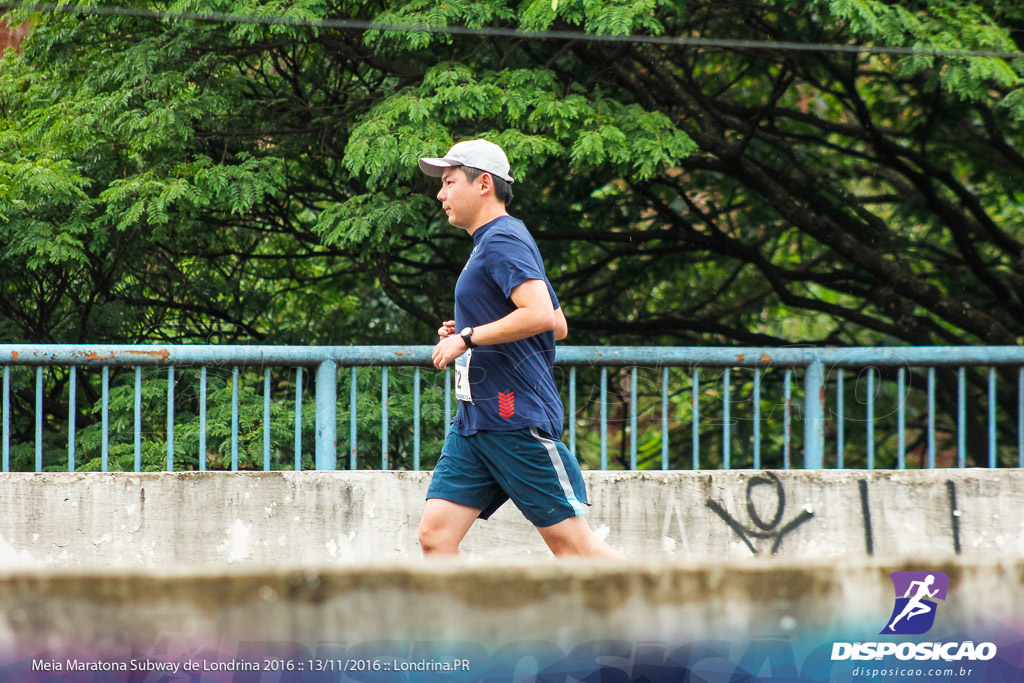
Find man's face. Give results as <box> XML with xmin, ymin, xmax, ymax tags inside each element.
<box><xmin>437</xmin><ymin>166</ymin><xmax>481</xmax><ymax>229</ymax></box>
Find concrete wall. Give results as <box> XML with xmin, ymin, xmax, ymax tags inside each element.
<box><xmin>0</xmin><ymin>469</ymin><xmax>1021</xmax><ymax>567</ymax></box>
<box><xmin>1</xmin><ymin>471</ymin><xmax>1023</xmax><ymax>674</ymax></box>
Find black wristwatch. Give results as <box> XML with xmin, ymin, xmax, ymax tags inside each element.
<box><xmin>460</xmin><ymin>326</ymin><xmax>477</xmax><ymax>349</ymax></box>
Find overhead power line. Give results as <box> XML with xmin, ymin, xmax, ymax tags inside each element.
<box><xmin>2</xmin><ymin>0</ymin><xmax>1024</xmax><ymax>61</ymax></box>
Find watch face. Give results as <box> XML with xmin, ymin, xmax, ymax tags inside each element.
<box><xmin>460</xmin><ymin>327</ymin><xmax>473</xmax><ymax>337</ymax></box>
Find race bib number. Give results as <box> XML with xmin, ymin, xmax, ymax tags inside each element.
<box><xmin>454</xmin><ymin>349</ymin><xmax>473</xmax><ymax>403</ymax></box>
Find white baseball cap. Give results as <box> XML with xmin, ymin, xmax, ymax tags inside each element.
<box><xmin>418</xmin><ymin>139</ymin><xmax>514</xmax><ymax>183</ymax></box>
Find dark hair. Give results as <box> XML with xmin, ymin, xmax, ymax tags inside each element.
<box><xmin>462</xmin><ymin>166</ymin><xmax>514</xmax><ymax>205</ymax></box>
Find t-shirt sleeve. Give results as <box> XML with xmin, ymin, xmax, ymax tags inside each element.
<box><xmin>484</xmin><ymin>232</ymin><xmax>548</xmax><ymax>299</ymax></box>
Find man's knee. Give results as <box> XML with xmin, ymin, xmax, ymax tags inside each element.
<box><xmin>418</xmin><ymin>499</ymin><xmax>480</xmax><ymax>556</ymax></box>
<box><xmin>418</xmin><ymin>517</ymin><xmax>452</xmax><ymax>554</ymax></box>
<box><xmin>417</xmin><ymin>522</ymin><xmax>445</xmax><ymax>554</ymax></box>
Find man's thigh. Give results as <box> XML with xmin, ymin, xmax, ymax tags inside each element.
<box><xmin>426</xmin><ymin>426</ymin><xmax>509</xmax><ymax>518</ymax></box>
<box><xmin>536</xmin><ymin>515</ymin><xmax>626</xmax><ymax>559</ymax></box>
<box><xmin>474</xmin><ymin>427</ymin><xmax>589</xmax><ymax>527</ymax></box>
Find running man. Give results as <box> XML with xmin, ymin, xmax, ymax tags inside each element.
<box><xmin>416</xmin><ymin>138</ymin><xmax>624</xmax><ymax>559</ymax></box>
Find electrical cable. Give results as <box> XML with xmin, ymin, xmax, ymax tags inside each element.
<box><xmin>2</xmin><ymin>0</ymin><xmax>1023</xmax><ymax>61</ymax></box>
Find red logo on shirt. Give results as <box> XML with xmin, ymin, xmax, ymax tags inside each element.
<box><xmin>498</xmin><ymin>392</ymin><xmax>515</xmax><ymax>418</ymax></box>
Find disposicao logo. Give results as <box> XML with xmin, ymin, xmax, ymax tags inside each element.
<box><xmin>881</xmin><ymin>571</ymin><xmax>948</xmax><ymax>635</ymax></box>
<box><xmin>831</xmin><ymin>570</ymin><xmax>998</xmax><ymax>663</ymax></box>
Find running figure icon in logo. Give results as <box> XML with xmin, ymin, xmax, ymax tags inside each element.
<box><xmin>881</xmin><ymin>571</ymin><xmax>949</xmax><ymax>635</ymax></box>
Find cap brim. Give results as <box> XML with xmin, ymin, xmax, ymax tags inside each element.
<box><xmin>418</xmin><ymin>157</ymin><xmax>462</xmax><ymax>177</ymax></box>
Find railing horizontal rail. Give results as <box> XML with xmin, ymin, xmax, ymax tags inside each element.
<box><xmin>4</xmin><ymin>345</ymin><xmax>1024</xmax><ymax>368</ymax></box>
<box><xmin>2</xmin><ymin>345</ymin><xmax>1024</xmax><ymax>473</ymax></box>
<box><xmin>0</xmin><ymin>345</ymin><xmax>433</xmax><ymax>368</ymax></box>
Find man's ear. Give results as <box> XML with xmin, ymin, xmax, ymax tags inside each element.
<box><xmin>477</xmin><ymin>172</ymin><xmax>494</xmax><ymax>196</ymax></box>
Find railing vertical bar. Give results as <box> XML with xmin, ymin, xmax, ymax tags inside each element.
<box><xmin>263</xmin><ymin>368</ymin><xmax>271</xmax><ymax>472</ymax></box>
<box><xmin>101</xmin><ymin>366</ymin><xmax>109</xmax><ymax>473</ymax></box>
<box><xmin>569</xmin><ymin>367</ymin><xmax>577</xmax><ymax>458</ymax></box>
<box><xmin>349</xmin><ymin>367</ymin><xmax>357</xmax><ymax>470</ymax></box>
<box><xmin>897</xmin><ymin>368</ymin><xmax>906</xmax><ymax>470</ymax></box>
<box><xmin>629</xmin><ymin>367</ymin><xmax>638</xmax><ymax>470</ymax></box>
<box><xmin>752</xmin><ymin>368</ymin><xmax>761</xmax><ymax>469</ymax></box>
<box><xmin>166</xmin><ymin>366</ymin><xmax>174</xmax><ymax>472</ymax></box>
<box><xmin>783</xmin><ymin>369</ymin><xmax>792</xmax><ymax>469</ymax></box>
<box><xmin>444</xmin><ymin>368</ymin><xmax>451</xmax><ymax>428</ymax></box>
<box><xmin>836</xmin><ymin>371</ymin><xmax>845</xmax><ymax>469</ymax></box>
<box><xmin>692</xmin><ymin>368</ymin><xmax>700</xmax><ymax>470</ymax></box>
<box><xmin>803</xmin><ymin>360</ymin><xmax>825</xmax><ymax>469</ymax></box>
<box><xmin>231</xmin><ymin>367</ymin><xmax>240</xmax><ymax>472</ymax></box>
<box><xmin>722</xmin><ymin>368</ymin><xmax>731</xmax><ymax>470</ymax></box>
<box><xmin>413</xmin><ymin>366</ymin><xmax>421</xmax><ymax>471</ymax></box>
<box><xmin>294</xmin><ymin>367</ymin><xmax>302</xmax><ymax>471</ymax></box>
<box><xmin>67</xmin><ymin>367</ymin><xmax>76</xmax><ymax>472</ymax></box>
<box><xmin>135</xmin><ymin>366</ymin><xmax>143</xmax><ymax>472</ymax></box>
<box><xmin>1</xmin><ymin>367</ymin><xmax>8</xmax><ymax>472</ymax></box>
<box><xmin>866</xmin><ymin>368</ymin><xmax>875</xmax><ymax>470</ymax></box>
<box><xmin>928</xmin><ymin>367</ymin><xmax>936</xmax><ymax>469</ymax></box>
<box><xmin>989</xmin><ymin>367</ymin><xmax>997</xmax><ymax>468</ymax></box>
<box><xmin>315</xmin><ymin>361</ymin><xmax>337</xmax><ymax>471</ymax></box>
<box><xmin>381</xmin><ymin>366</ymin><xmax>389</xmax><ymax>469</ymax></box>
<box><xmin>661</xmin><ymin>366</ymin><xmax>669</xmax><ymax>470</ymax></box>
<box><xmin>35</xmin><ymin>366</ymin><xmax>43</xmax><ymax>472</ymax></box>
<box><xmin>600</xmin><ymin>367</ymin><xmax>608</xmax><ymax>470</ymax></box>
<box><xmin>198</xmin><ymin>367</ymin><xmax>206</xmax><ymax>472</ymax></box>
<box><xmin>958</xmin><ymin>367</ymin><xmax>967</xmax><ymax>469</ymax></box>
<box><xmin>1019</xmin><ymin>367</ymin><xmax>1023</xmax><ymax>469</ymax></box>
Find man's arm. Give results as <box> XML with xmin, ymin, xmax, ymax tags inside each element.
<box><xmin>554</xmin><ymin>306</ymin><xmax>568</xmax><ymax>341</ymax></box>
<box><xmin>472</xmin><ymin>278</ymin><xmax>555</xmax><ymax>345</ymax></box>
<box><xmin>431</xmin><ymin>279</ymin><xmax>556</xmax><ymax>369</ymax></box>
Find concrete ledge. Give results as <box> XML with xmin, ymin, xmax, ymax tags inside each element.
<box><xmin>0</xmin><ymin>558</ymin><xmax>1020</xmax><ymax>652</ymax></box>
<box><xmin>0</xmin><ymin>469</ymin><xmax>1021</xmax><ymax>567</ymax></box>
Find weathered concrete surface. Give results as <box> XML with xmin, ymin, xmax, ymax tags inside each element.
<box><xmin>0</xmin><ymin>559</ymin><xmax>1020</xmax><ymax>653</ymax></box>
<box><xmin>0</xmin><ymin>469</ymin><xmax>1021</xmax><ymax>567</ymax></box>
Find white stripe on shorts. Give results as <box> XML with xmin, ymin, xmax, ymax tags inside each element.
<box><xmin>529</xmin><ymin>428</ymin><xmax>585</xmax><ymax>516</ymax></box>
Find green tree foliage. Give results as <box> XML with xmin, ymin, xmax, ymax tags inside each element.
<box><xmin>2</xmin><ymin>0</ymin><xmax>1023</xmax><ymax>469</ymax></box>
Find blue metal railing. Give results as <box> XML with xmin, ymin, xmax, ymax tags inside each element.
<box><xmin>2</xmin><ymin>345</ymin><xmax>1023</xmax><ymax>472</ymax></box>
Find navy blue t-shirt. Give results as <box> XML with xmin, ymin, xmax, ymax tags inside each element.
<box><xmin>453</xmin><ymin>215</ymin><xmax>564</xmax><ymax>439</ymax></box>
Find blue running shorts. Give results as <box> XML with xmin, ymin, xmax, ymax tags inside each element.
<box><xmin>426</xmin><ymin>425</ymin><xmax>590</xmax><ymax>528</ymax></box>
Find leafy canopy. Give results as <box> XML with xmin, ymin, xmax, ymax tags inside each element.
<box><xmin>2</xmin><ymin>0</ymin><xmax>1024</xmax><ymax>469</ymax></box>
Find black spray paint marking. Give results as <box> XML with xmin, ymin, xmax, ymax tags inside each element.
<box><xmin>859</xmin><ymin>479</ymin><xmax>874</xmax><ymax>556</ymax></box>
<box><xmin>707</xmin><ymin>471</ymin><xmax>814</xmax><ymax>555</ymax></box>
<box><xmin>946</xmin><ymin>480</ymin><xmax>961</xmax><ymax>554</ymax></box>
<box><xmin>707</xmin><ymin>500</ymin><xmax>756</xmax><ymax>554</ymax></box>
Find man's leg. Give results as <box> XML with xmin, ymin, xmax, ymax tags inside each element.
<box><xmin>536</xmin><ymin>515</ymin><xmax>627</xmax><ymax>560</ymax></box>
<box><xmin>418</xmin><ymin>498</ymin><xmax>483</xmax><ymax>556</ymax></box>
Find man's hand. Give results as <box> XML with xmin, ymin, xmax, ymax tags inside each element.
<box><xmin>432</xmin><ymin>333</ymin><xmax>468</xmax><ymax>370</ymax></box>
<box><xmin>437</xmin><ymin>320</ymin><xmax>456</xmax><ymax>339</ymax></box>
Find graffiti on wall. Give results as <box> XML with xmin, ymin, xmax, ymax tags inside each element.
<box><xmin>706</xmin><ymin>472</ymin><xmax>814</xmax><ymax>555</ymax></box>
<box><xmin>662</xmin><ymin>473</ymin><xmax>966</xmax><ymax>557</ymax></box>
